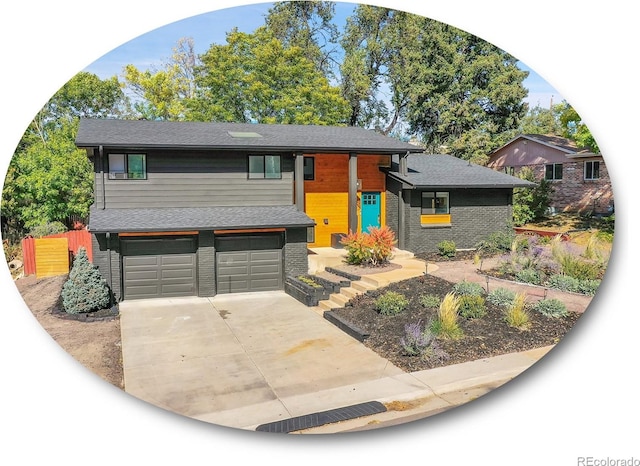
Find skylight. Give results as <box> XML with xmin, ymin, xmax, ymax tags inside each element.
<box><xmin>228</xmin><ymin>131</ymin><xmax>263</xmax><ymax>138</ymax></box>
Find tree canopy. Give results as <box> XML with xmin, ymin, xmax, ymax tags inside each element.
<box><xmin>2</xmin><ymin>72</ymin><xmax>126</xmax><ymax>237</ymax></box>
<box><xmin>187</xmin><ymin>27</ymin><xmax>350</xmax><ymax>125</ymax></box>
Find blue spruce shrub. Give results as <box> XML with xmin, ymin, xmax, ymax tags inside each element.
<box><xmin>61</xmin><ymin>247</ymin><xmax>111</xmax><ymax>314</ymax></box>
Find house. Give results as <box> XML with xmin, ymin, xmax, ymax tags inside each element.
<box><xmin>75</xmin><ymin>118</ymin><xmax>532</xmax><ymax>301</ymax></box>
<box><xmin>384</xmin><ymin>154</ymin><xmax>534</xmax><ymax>253</ymax></box>
<box><xmin>75</xmin><ymin>118</ymin><xmax>422</xmax><ymax>300</ymax></box>
<box><xmin>487</xmin><ymin>134</ymin><xmax>613</xmax><ymax>214</ymax></box>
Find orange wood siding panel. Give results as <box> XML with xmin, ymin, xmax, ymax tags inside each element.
<box><xmin>303</xmin><ymin>154</ymin><xmax>389</xmax><ymax>193</ymax></box>
<box><xmin>305</xmin><ymin>192</ymin><xmax>348</xmax><ymax>247</ymax></box>
<box><xmin>420</xmin><ymin>214</ymin><xmax>452</xmax><ymax>226</ymax></box>
<box><xmin>35</xmin><ymin>238</ymin><xmax>69</xmax><ymax>278</ymax></box>
<box><xmin>357</xmin><ymin>155</ymin><xmax>388</xmax><ymax>192</ymax></box>
<box><xmin>304</xmin><ymin>154</ymin><xmax>349</xmax><ymax>193</ymax></box>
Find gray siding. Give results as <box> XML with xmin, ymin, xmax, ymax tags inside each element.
<box><xmin>402</xmin><ymin>188</ymin><xmax>513</xmax><ymax>254</ymax></box>
<box><xmin>97</xmin><ymin>150</ymin><xmax>294</xmax><ymax>209</ymax></box>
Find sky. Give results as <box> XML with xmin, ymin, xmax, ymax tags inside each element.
<box><xmin>82</xmin><ymin>1</ymin><xmax>564</xmax><ymax>110</ymax></box>
<box><xmin>0</xmin><ymin>1</ymin><xmax>636</xmax><ymax>465</ymax></box>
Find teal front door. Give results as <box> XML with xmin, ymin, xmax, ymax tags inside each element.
<box><xmin>361</xmin><ymin>192</ymin><xmax>381</xmax><ymax>232</ymax></box>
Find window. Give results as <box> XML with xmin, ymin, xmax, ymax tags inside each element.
<box><xmin>584</xmin><ymin>161</ymin><xmax>600</xmax><ymax>180</ymax></box>
<box><xmin>504</xmin><ymin>166</ymin><xmax>515</xmax><ymax>176</ymax></box>
<box><xmin>248</xmin><ymin>155</ymin><xmax>281</xmax><ymax>179</ymax></box>
<box><xmin>303</xmin><ymin>157</ymin><xmax>315</xmax><ymax>180</ymax></box>
<box><xmin>421</xmin><ymin>191</ymin><xmax>449</xmax><ymax>215</ymax></box>
<box><xmin>108</xmin><ymin>153</ymin><xmax>146</xmax><ymax>179</ymax></box>
<box><xmin>421</xmin><ymin>191</ymin><xmax>451</xmax><ymax>227</ymax></box>
<box><xmin>545</xmin><ymin>163</ymin><xmax>563</xmax><ymax>180</ymax></box>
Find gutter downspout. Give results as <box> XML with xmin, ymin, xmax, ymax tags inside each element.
<box><xmin>105</xmin><ymin>232</ymin><xmax>113</xmax><ymax>304</ymax></box>
<box><xmin>397</xmin><ymin>152</ymin><xmax>410</xmax><ymax>250</ymax></box>
<box><xmin>99</xmin><ymin>145</ymin><xmax>106</xmax><ymax>210</ymax></box>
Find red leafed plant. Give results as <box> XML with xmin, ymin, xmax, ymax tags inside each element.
<box><xmin>341</xmin><ymin>226</ymin><xmax>397</xmax><ymax>266</ymax></box>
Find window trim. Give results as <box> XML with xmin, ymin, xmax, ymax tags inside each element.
<box><xmin>584</xmin><ymin>160</ymin><xmax>600</xmax><ymax>180</ymax></box>
<box><xmin>248</xmin><ymin>154</ymin><xmax>282</xmax><ymax>180</ymax></box>
<box><xmin>108</xmin><ymin>153</ymin><xmax>147</xmax><ymax>180</ymax></box>
<box><xmin>544</xmin><ymin>163</ymin><xmax>563</xmax><ymax>181</ymax></box>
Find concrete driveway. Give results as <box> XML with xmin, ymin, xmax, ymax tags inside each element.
<box><xmin>119</xmin><ymin>291</ymin><xmax>404</xmax><ymax>429</ymax></box>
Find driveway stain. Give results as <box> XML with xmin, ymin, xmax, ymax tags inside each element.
<box><xmin>218</xmin><ymin>309</ymin><xmax>231</xmax><ymax>319</ymax></box>
<box><xmin>284</xmin><ymin>338</ymin><xmax>331</xmax><ymax>355</ymax></box>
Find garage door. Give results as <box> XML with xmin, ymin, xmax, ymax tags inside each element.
<box><xmin>121</xmin><ymin>237</ymin><xmax>197</xmax><ymax>300</ymax></box>
<box><xmin>216</xmin><ymin>233</ymin><xmax>283</xmax><ymax>294</ymax></box>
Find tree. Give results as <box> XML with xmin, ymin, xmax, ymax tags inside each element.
<box><xmin>557</xmin><ymin>101</ymin><xmax>600</xmax><ymax>152</ymax></box>
<box><xmin>512</xmin><ymin>166</ymin><xmax>554</xmax><ymax>226</ymax></box>
<box><xmin>3</xmin><ymin>72</ymin><xmax>126</xmax><ymax>237</ymax></box>
<box><xmin>123</xmin><ymin>37</ymin><xmax>198</xmax><ymax>121</ymax></box>
<box><xmin>339</xmin><ymin>6</ymin><xmax>528</xmax><ymax>161</ymax></box>
<box><xmin>61</xmin><ymin>247</ymin><xmax>111</xmax><ymax>314</ymax></box>
<box><xmin>188</xmin><ymin>27</ymin><xmax>350</xmax><ymax>125</ymax></box>
<box><xmin>2</xmin><ymin>120</ymin><xmax>93</xmax><ymax>232</ymax></box>
<box><xmin>265</xmin><ymin>1</ymin><xmax>340</xmax><ymax>78</ymax></box>
<box><xmin>519</xmin><ymin>104</ymin><xmax>562</xmax><ymax>135</ymax></box>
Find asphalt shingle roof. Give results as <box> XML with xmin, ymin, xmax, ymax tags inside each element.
<box><xmin>88</xmin><ymin>205</ymin><xmax>315</xmax><ymax>233</ymax></box>
<box><xmin>76</xmin><ymin>118</ymin><xmax>424</xmax><ymax>155</ymax></box>
<box><xmin>388</xmin><ymin>154</ymin><xmax>536</xmax><ymax>188</ymax></box>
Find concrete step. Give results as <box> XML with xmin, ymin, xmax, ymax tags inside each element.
<box><xmin>339</xmin><ymin>287</ymin><xmax>362</xmax><ymax>299</ymax></box>
<box><xmin>318</xmin><ymin>300</ymin><xmax>334</xmax><ymax>311</ymax></box>
<box><xmin>351</xmin><ymin>280</ymin><xmax>377</xmax><ymax>293</ymax></box>
<box><xmin>328</xmin><ymin>293</ymin><xmax>350</xmax><ymax>307</ymax></box>
<box><xmin>361</xmin><ymin>275</ymin><xmax>390</xmax><ymax>288</ymax></box>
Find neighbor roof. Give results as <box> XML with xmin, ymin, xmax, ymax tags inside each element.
<box><xmin>76</xmin><ymin>118</ymin><xmax>425</xmax><ymax>155</ymax></box>
<box><xmin>88</xmin><ymin>205</ymin><xmax>315</xmax><ymax>233</ymax></box>
<box><xmin>387</xmin><ymin>154</ymin><xmax>536</xmax><ymax>188</ymax></box>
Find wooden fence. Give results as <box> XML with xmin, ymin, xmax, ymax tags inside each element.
<box><xmin>22</xmin><ymin>229</ymin><xmax>92</xmax><ymax>277</ymax></box>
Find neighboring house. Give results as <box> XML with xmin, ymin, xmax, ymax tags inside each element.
<box><xmin>384</xmin><ymin>154</ymin><xmax>534</xmax><ymax>253</ymax></box>
<box><xmin>487</xmin><ymin>134</ymin><xmax>613</xmax><ymax>214</ymax></box>
<box><xmin>75</xmin><ymin>119</ymin><xmax>532</xmax><ymax>301</ymax></box>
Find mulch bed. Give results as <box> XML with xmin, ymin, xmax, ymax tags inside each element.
<box><xmin>331</xmin><ymin>272</ymin><xmax>582</xmax><ymax>373</ymax></box>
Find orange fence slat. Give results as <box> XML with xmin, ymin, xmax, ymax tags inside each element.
<box><xmin>21</xmin><ymin>229</ymin><xmax>93</xmax><ymax>276</ymax></box>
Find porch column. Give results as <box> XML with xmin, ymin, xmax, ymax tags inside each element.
<box><xmin>348</xmin><ymin>152</ymin><xmax>358</xmax><ymax>233</ymax></box>
<box><xmin>294</xmin><ymin>152</ymin><xmax>305</xmax><ymax>211</ymax></box>
<box><xmin>398</xmin><ymin>187</ymin><xmax>406</xmax><ymax>250</ymax></box>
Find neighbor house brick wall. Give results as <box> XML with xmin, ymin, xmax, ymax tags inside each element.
<box><xmin>405</xmin><ymin>189</ymin><xmax>513</xmax><ymax>254</ymax></box>
<box><xmin>528</xmin><ymin>160</ymin><xmax>613</xmax><ymax>214</ymax></box>
<box><xmin>284</xmin><ymin>227</ymin><xmax>309</xmax><ymax>277</ymax></box>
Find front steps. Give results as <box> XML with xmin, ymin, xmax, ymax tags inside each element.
<box><xmin>311</xmin><ymin>248</ymin><xmax>425</xmax><ymax>313</ymax></box>
<box><xmin>317</xmin><ymin>276</ymin><xmax>381</xmax><ymax>312</ymax></box>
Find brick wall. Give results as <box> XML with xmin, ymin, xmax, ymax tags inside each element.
<box><xmin>404</xmin><ymin>189</ymin><xmax>513</xmax><ymax>254</ymax></box>
<box><xmin>526</xmin><ymin>159</ymin><xmax>613</xmax><ymax>214</ymax></box>
<box><xmin>284</xmin><ymin>227</ymin><xmax>309</xmax><ymax>277</ymax></box>
<box><xmin>91</xmin><ymin>233</ymin><xmax>121</xmax><ymax>301</ymax></box>
<box><xmin>198</xmin><ymin>231</ymin><xmax>216</xmax><ymax>297</ymax></box>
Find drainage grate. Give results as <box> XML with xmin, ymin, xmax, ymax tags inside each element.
<box><xmin>255</xmin><ymin>401</ymin><xmax>387</xmax><ymax>433</ymax></box>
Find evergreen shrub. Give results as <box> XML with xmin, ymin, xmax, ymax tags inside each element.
<box><xmin>61</xmin><ymin>247</ymin><xmax>111</xmax><ymax>314</ymax></box>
